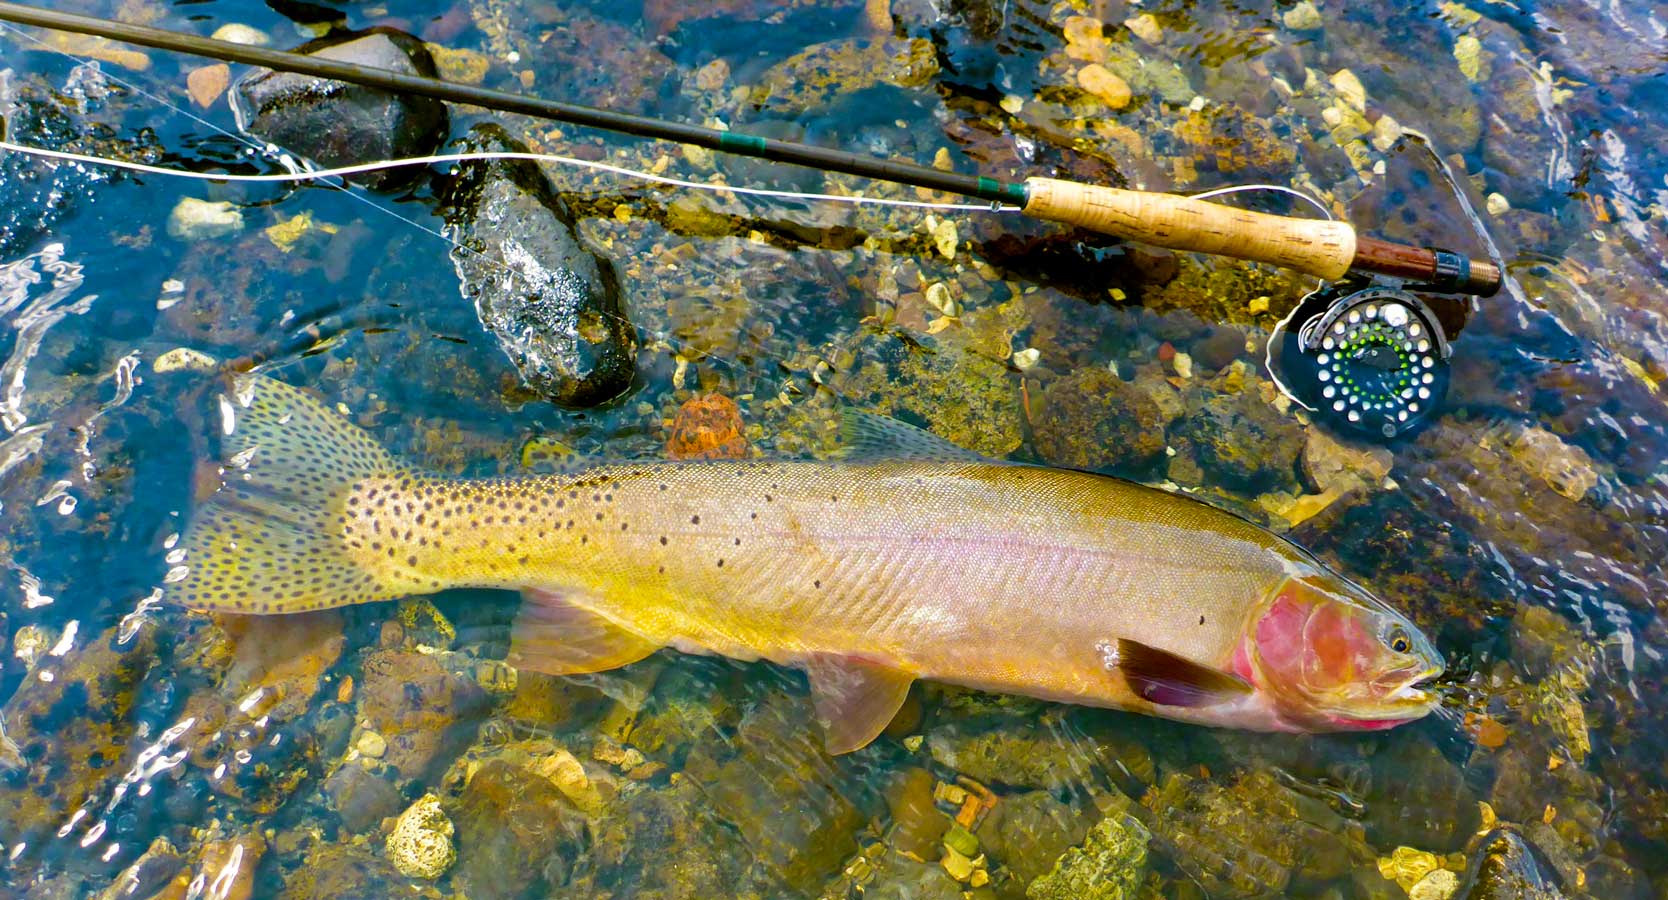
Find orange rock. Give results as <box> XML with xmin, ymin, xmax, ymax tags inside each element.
<box><xmin>187</xmin><ymin>64</ymin><xmax>230</xmax><ymax>109</ymax></box>
<box><xmin>665</xmin><ymin>394</ymin><xmax>749</xmax><ymax>460</ymax></box>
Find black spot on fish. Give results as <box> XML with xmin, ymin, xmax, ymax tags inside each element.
<box><xmin>691</xmin><ymin>515</ymin><xmax>700</xmax><ymax>525</ymax></box>
<box><xmin>1199</xmin><ymin>615</ymin><xmax>1206</xmax><ymax>626</ymax></box>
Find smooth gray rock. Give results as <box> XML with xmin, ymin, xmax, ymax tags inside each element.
<box><xmin>231</xmin><ymin>29</ymin><xmax>448</xmax><ymax>190</ymax></box>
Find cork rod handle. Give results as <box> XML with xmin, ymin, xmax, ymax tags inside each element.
<box><xmin>1023</xmin><ymin>177</ymin><xmax>1358</xmax><ymax>281</ymax></box>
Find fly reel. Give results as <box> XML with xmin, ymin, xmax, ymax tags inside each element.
<box><xmin>1269</xmin><ymin>279</ymin><xmax>1455</xmax><ymax>440</ymax></box>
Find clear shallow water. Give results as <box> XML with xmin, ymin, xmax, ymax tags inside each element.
<box><xmin>0</xmin><ymin>0</ymin><xmax>1665</xmax><ymax>897</ymax></box>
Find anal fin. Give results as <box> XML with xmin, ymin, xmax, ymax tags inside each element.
<box><xmin>803</xmin><ymin>654</ymin><xmax>915</xmax><ymax>755</ymax></box>
<box><xmin>1116</xmin><ymin>638</ymin><xmax>1253</xmax><ymax>708</ymax></box>
<box><xmin>508</xmin><ymin>588</ymin><xmax>658</xmax><ymax>677</ymax></box>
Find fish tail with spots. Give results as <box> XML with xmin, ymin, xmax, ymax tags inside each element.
<box><xmin>169</xmin><ymin>375</ymin><xmax>423</xmax><ymax>613</ymax></box>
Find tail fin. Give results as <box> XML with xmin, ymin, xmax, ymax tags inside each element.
<box><xmin>167</xmin><ymin>375</ymin><xmax>404</xmax><ymax>614</ymax></box>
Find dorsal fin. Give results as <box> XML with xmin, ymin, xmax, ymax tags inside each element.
<box><xmin>834</xmin><ymin>410</ymin><xmax>989</xmax><ymax>463</ymax></box>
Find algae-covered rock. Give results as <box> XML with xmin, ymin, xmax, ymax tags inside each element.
<box><xmin>231</xmin><ymin>29</ymin><xmax>448</xmax><ymax>190</ymax></box>
<box><xmin>748</xmin><ymin>37</ymin><xmax>939</xmax><ymax>117</ymax></box>
<box><xmin>978</xmin><ymin>789</ymin><xmax>1104</xmax><ymax>886</ymax></box>
<box><xmin>681</xmin><ymin>693</ymin><xmax>866</xmax><ymax>894</ymax></box>
<box><xmin>355</xmin><ymin>647</ymin><xmax>488</xmax><ymax>781</ymax></box>
<box><xmin>1456</xmin><ymin>827</ymin><xmax>1566</xmax><ymax>900</ymax></box>
<box><xmin>440</xmin><ymin>123</ymin><xmax>637</xmax><ymax>408</ymax></box>
<box><xmin>926</xmin><ymin>715</ymin><xmax>1113</xmax><ymax>791</ymax></box>
<box><xmin>1026</xmin><ymin>799</ymin><xmax>1148</xmax><ymax>900</ymax></box>
<box><xmin>1144</xmin><ymin>769</ymin><xmax>1367</xmax><ymax>896</ymax></box>
<box><xmin>1031</xmin><ymin>367</ymin><xmax>1168</xmax><ymax>473</ymax></box>
<box><xmin>449</xmin><ymin>759</ymin><xmax>586</xmax><ymax>900</ymax></box>
<box><xmin>385</xmin><ymin>794</ymin><xmax>455</xmax><ymax>880</ymax></box>
<box><xmin>583</xmin><ymin>775</ymin><xmax>762</xmax><ymax>899</ymax></box>
<box><xmin>1170</xmin><ymin>390</ymin><xmax>1305</xmax><ymax>494</ymax></box>
<box><xmin>0</xmin><ymin>622</ymin><xmax>157</xmax><ymax>873</ymax></box>
<box><xmin>279</xmin><ymin>842</ymin><xmax>444</xmax><ymax>900</ymax></box>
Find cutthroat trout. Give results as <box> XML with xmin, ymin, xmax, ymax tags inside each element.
<box><xmin>170</xmin><ymin>376</ymin><xmax>1444</xmax><ymax>752</ymax></box>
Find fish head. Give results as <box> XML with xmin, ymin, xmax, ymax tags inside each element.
<box><xmin>1245</xmin><ymin>573</ymin><xmax>1443</xmax><ymax>731</ymax></box>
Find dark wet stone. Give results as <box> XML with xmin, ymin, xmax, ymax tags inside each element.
<box><xmin>279</xmin><ymin>841</ymin><xmax>443</xmax><ymax>900</ymax></box>
<box><xmin>449</xmin><ymin>759</ymin><xmax>585</xmax><ymax>900</ymax></box>
<box><xmin>978</xmin><ymin>790</ymin><xmax>1102</xmax><ymax>887</ymax></box>
<box><xmin>355</xmin><ymin>648</ymin><xmax>488</xmax><ymax>782</ymax></box>
<box><xmin>1191</xmin><ymin>327</ymin><xmax>1246</xmax><ymax>372</ymax></box>
<box><xmin>681</xmin><ymin>693</ymin><xmax>866</xmax><ymax>895</ymax></box>
<box><xmin>1457</xmin><ymin>828</ymin><xmax>1567</xmax><ymax>900</ymax></box>
<box><xmin>323</xmin><ymin>763</ymin><xmax>403</xmax><ymax>834</ymax></box>
<box><xmin>231</xmin><ymin>29</ymin><xmax>448</xmax><ymax>190</ymax></box>
<box><xmin>1170</xmin><ymin>390</ymin><xmax>1305</xmax><ymax>494</ymax></box>
<box><xmin>1031</xmin><ymin>367</ymin><xmax>1168</xmax><ymax>474</ymax></box>
<box><xmin>862</xmin><ymin>851</ymin><xmax>965</xmax><ymax>900</ymax></box>
<box><xmin>1365</xmin><ymin>734</ymin><xmax>1479</xmax><ymax>851</ymax></box>
<box><xmin>439</xmin><ymin>123</ymin><xmax>637</xmax><ymax>408</ymax></box>
<box><xmin>581</xmin><ymin>775</ymin><xmax>760</xmax><ymax>899</ymax></box>
<box><xmin>1143</xmin><ymin>770</ymin><xmax>1366</xmax><ymax>897</ymax></box>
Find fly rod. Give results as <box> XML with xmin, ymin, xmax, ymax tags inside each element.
<box><xmin>0</xmin><ymin>1</ymin><xmax>1500</xmax><ymax>296</ymax></box>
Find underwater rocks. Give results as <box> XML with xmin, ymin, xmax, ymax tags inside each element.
<box><xmin>1456</xmin><ymin>828</ymin><xmax>1567</xmax><ymax>900</ymax></box>
<box><xmin>354</xmin><ymin>647</ymin><xmax>487</xmax><ymax>782</ymax></box>
<box><xmin>1170</xmin><ymin>389</ymin><xmax>1305</xmax><ymax>494</ymax></box>
<box><xmin>440</xmin><ymin>124</ymin><xmax>637</xmax><ymax>408</ymax></box>
<box><xmin>1025</xmin><ymin>801</ymin><xmax>1149</xmax><ymax>900</ymax></box>
<box><xmin>0</xmin><ymin>67</ymin><xmax>156</xmax><ymax>257</ymax></box>
<box><xmin>1143</xmin><ymin>769</ymin><xmax>1367</xmax><ymax>897</ymax></box>
<box><xmin>280</xmin><ymin>841</ymin><xmax>443</xmax><ymax>900</ymax></box>
<box><xmin>448</xmin><ymin>760</ymin><xmax>585</xmax><ymax>898</ymax></box>
<box><xmin>231</xmin><ymin>29</ymin><xmax>448</xmax><ymax>190</ymax></box>
<box><xmin>1030</xmin><ymin>367</ymin><xmax>1167</xmax><ymax>474</ymax></box>
<box><xmin>665</xmin><ymin>393</ymin><xmax>750</xmax><ymax>460</ymax></box>
<box><xmin>746</xmin><ymin>37</ymin><xmax>939</xmax><ymax>118</ymax></box>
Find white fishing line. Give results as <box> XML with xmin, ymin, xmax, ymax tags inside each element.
<box><xmin>0</xmin><ymin>140</ymin><xmax>1025</xmax><ymax>213</ymax></box>
<box><xmin>1189</xmin><ymin>183</ymin><xmax>1336</xmax><ymax>221</ymax></box>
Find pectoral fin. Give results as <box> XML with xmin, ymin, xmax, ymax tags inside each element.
<box><xmin>508</xmin><ymin>588</ymin><xmax>659</xmax><ymax>676</ymax></box>
<box><xmin>803</xmin><ymin>655</ymin><xmax>915</xmax><ymax>755</ymax></box>
<box><xmin>1116</xmin><ymin>638</ymin><xmax>1254</xmax><ymax>708</ymax></box>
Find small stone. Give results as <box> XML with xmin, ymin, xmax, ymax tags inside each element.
<box><xmin>931</xmin><ymin>218</ymin><xmax>959</xmax><ymax>259</ymax></box>
<box><xmin>355</xmin><ymin>730</ymin><xmax>387</xmax><ymax>758</ymax></box>
<box><xmin>1000</xmin><ymin>94</ymin><xmax>1025</xmax><ymax>114</ymax></box>
<box><xmin>1486</xmin><ymin>192</ymin><xmax>1510</xmax><ymax>216</ymax></box>
<box><xmin>211</xmin><ymin>23</ymin><xmax>271</xmax><ymax>46</ymax></box>
<box><xmin>694</xmin><ymin>58</ymin><xmax>729</xmax><ymax>92</ymax></box>
<box><xmin>924</xmin><ymin>281</ymin><xmax>960</xmax><ymax>318</ymax></box>
<box><xmin>385</xmin><ymin>794</ymin><xmax>455</xmax><ymax>880</ymax></box>
<box><xmin>1063</xmin><ymin>16</ymin><xmax>1109</xmax><ymax>62</ymax></box>
<box><xmin>1247</xmin><ymin>296</ymin><xmax>1271</xmax><ymax>314</ymax></box>
<box><xmin>1409</xmin><ymin>867</ymin><xmax>1460</xmax><ymax>900</ymax></box>
<box><xmin>152</xmin><ymin>347</ymin><xmax>218</xmax><ymax>373</ymax></box>
<box><xmin>424</xmin><ymin>44</ymin><xmax>491</xmax><ymax>85</ymax></box>
<box><xmin>1282</xmin><ymin>1</ymin><xmax>1323</xmax><ymax>30</ymax></box>
<box><xmin>943</xmin><ymin>823</ymin><xmax>979</xmax><ymax>858</ymax></box>
<box><xmin>186</xmin><ymin>64</ymin><xmax>230</xmax><ymax>109</ymax></box>
<box><xmin>1012</xmin><ymin>347</ymin><xmax>1041</xmax><ymax>370</ymax></box>
<box><xmin>1124</xmin><ymin>13</ymin><xmax>1162</xmax><ymax>43</ymax></box>
<box><xmin>529</xmin><ymin>748</ymin><xmax>605</xmax><ymax>815</ymax></box>
<box><xmin>1077</xmin><ymin>63</ymin><xmax>1132</xmax><ymax>110</ymax></box>
<box><xmin>1372</xmin><ymin>113</ymin><xmax>1405</xmax><ymax>151</ymax></box>
<box><xmin>1331</xmin><ymin>68</ymin><xmax>1368</xmax><ymax>112</ymax></box>
<box><xmin>969</xmin><ymin>868</ymin><xmax>990</xmax><ymax>888</ymax></box>
<box><xmin>167</xmin><ymin>198</ymin><xmax>243</xmax><ymax>241</ymax></box>
<box><xmin>1377</xmin><ymin>846</ymin><xmax>1442</xmax><ymax>891</ymax></box>
<box><xmin>941</xmin><ymin>846</ymin><xmax>975</xmax><ymax>881</ymax></box>
<box><xmin>1169</xmin><ymin>351</ymin><xmax>1193</xmax><ymax>379</ymax></box>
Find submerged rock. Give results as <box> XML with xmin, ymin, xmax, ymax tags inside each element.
<box><xmin>231</xmin><ymin>28</ymin><xmax>448</xmax><ymax>190</ymax></box>
<box><xmin>448</xmin><ymin>758</ymin><xmax>586</xmax><ymax>900</ymax></box>
<box><xmin>440</xmin><ymin>124</ymin><xmax>637</xmax><ymax>408</ymax></box>
<box><xmin>1030</xmin><ymin>367</ymin><xmax>1168</xmax><ymax>474</ymax></box>
<box><xmin>1026</xmin><ymin>799</ymin><xmax>1148</xmax><ymax>900</ymax></box>
<box><xmin>280</xmin><ymin>842</ymin><xmax>444</xmax><ymax>900</ymax></box>
<box><xmin>354</xmin><ymin>647</ymin><xmax>488</xmax><ymax>782</ymax></box>
<box><xmin>1457</xmin><ymin>828</ymin><xmax>1567</xmax><ymax>900</ymax></box>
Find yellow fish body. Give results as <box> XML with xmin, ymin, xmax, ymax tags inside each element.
<box><xmin>171</xmin><ymin>376</ymin><xmax>1443</xmax><ymax>752</ymax></box>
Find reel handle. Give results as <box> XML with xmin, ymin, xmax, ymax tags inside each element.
<box><xmin>1022</xmin><ymin>177</ymin><xmax>1501</xmax><ymax>296</ymax></box>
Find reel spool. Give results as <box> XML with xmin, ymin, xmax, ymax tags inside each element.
<box><xmin>1269</xmin><ymin>280</ymin><xmax>1453</xmax><ymax>440</ymax></box>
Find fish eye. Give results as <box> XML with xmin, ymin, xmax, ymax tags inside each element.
<box><xmin>1388</xmin><ymin>630</ymin><xmax>1411</xmax><ymax>654</ymax></box>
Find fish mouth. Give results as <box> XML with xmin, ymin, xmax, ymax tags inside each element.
<box><xmin>1387</xmin><ymin>664</ymin><xmax>1445</xmax><ymax>706</ymax></box>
